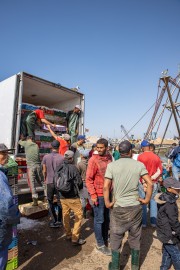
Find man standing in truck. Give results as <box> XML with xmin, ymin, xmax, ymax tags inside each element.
<box><xmin>66</xmin><ymin>105</ymin><xmax>81</xmax><ymax>144</ymax></box>
<box><xmin>21</xmin><ymin>106</ymin><xmax>56</xmax><ymax>140</ymax></box>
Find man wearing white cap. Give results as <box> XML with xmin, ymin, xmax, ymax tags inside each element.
<box><xmin>66</xmin><ymin>105</ymin><xmax>81</xmax><ymax>144</ymax></box>
<box><xmin>47</xmin><ymin>125</ymin><xmax>70</xmax><ymax>155</ymax></box>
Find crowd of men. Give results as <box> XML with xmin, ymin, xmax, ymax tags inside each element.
<box><xmin>0</xmin><ymin>104</ymin><xmax>180</xmax><ymax>269</ymax></box>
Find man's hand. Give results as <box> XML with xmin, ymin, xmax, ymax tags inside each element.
<box><xmin>46</xmin><ymin>124</ymin><xmax>51</xmax><ymax>129</ymax></box>
<box><xmin>138</xmin><ymin>197</ymin><xmax>149</xmax><ymax>205</ymax></box>
<box><xmin>20</xmin><ymin>134</ymin><xmax>25</xmax><ymax>140</ymax></box>
<box><xmin>105</xmin><ymin>201</ymin><xmax>115</xmax><ymax>209</ymax></box>
<box><xmin>91</xmin><ymin>197</ymin><xmax>98</xmax><ymax>205</ymax></box>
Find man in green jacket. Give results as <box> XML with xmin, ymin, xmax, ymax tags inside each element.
<box><xmin>19</xmin><ymin>136</ymin><xmax>45</xmax><ymax>206</ymax></box>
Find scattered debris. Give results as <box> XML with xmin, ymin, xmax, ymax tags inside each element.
<box><xmin>17</xmin><ymin>217</ymin><xmax>45</xmax><ymax>231</ymax></box>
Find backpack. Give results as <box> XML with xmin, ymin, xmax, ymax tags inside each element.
<box><xmin>174</xmin><ymin>153</ymin><xmax>180</xmax><ymax>168</ymax></box>
<box><xmin>54</xmin><ymin>164</ymin><xmax>72</xmax><ymax>193</ymax></box>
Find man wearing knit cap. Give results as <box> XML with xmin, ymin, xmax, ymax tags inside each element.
<box><xmin>66</xmin><ymin>105</ymin><xmax>81</xmax><ymax>144</ymax></box>
<box><xmin>57</xmin><ymin>150</ymin><xmax>85</xmax><ymax>245</ymax></box>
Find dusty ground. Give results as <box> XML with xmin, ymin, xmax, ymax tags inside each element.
<box><xmin>17</xmin><ymin>213</ymin><xmax>175</xmax><ymax>270</ymax></box>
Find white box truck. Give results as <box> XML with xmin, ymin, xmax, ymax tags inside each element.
<box><xmin>0</xmin><ymin>71</ymin><xmax>85</xmax><ymax>152</ymax></box>
<box><xmin>0</xmin><ymin>72</ymin><xmax>85</xmax><ymax>195</ymax></box>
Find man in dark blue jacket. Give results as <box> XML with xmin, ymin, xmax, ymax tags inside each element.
<box><xmin>155</xmin><ymin>177</ymin><xmax>180</xmax><ymax>270</ymax></box>
<box><xmin>0</xmin><ymin>144</ymin><xmax>20</xmax><ymax>270</ymax></box>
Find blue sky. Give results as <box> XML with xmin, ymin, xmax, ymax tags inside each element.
<box><xmin>0</xmin><ymin>0</ymin><xmax>179</xmax><ymax>139</ymax></box>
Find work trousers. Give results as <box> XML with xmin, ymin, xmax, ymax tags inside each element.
<box><xmin>160</xmin><ymin>243</ymin><xmax>180</xmax><ymax>270</ymax></box>
<box><xmin>47</xmin><ymin>183</ymin><xmax>62</xmax><ymax>223</ymax></box>
<box><xmin>60</xmin><ymin>198</ymin><xmax>83</xmax><ymax>242</ymax></box>
<box><xmin>110</xmin><ymin>204</ymin><xmax>142</xmax><ymax>251</ymax></box>
<box><xmin>27</xmin><ymin>165</ymin><xmax>44</xmax><ymax>199</ymax></box>
<box><xmin>93</xmin><ymin>196</ymin><xmax>110</xmax><ymax>247</ymax></box>
<box><xmin>26</xmin><ymin>112</ymin><xmax>37</xmax><ymax>140</ymax></box>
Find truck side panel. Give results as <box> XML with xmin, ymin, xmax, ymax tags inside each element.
<box><xmin>0</xmin><ymin>75</ymin><xmax>19</xmax><ymax>148</ymax></box>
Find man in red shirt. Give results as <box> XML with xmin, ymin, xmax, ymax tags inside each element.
<box><xmin>47</xmin><ymin>125</ymin><xmax>70</xmax><ymax>155</ymax></box>
<box><xmin>21</xmin><ymin>106</ymin><xmax>56</xmax><ymax>140</ymax></box>
<box><xmin>86</xmin><ymin>138</ymin><xmax>112</xmax><ymax>255</ymax></box>
<box><xmin>138</xmin><ymin>140</ymin><xmax>162</xmax><ymax>227</ymax></box>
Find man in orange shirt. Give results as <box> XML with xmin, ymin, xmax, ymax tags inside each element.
<box><xmin>47</xmin><ymin>125</ymin><xmax>70</xmax><ymax>155</ymax></box>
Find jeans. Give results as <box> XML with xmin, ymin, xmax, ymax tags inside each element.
<box><xmin>93</xmin><ymin>196</ymin><xmax>109</xmax><ymax>247</ymax></box>
<box><xmin>138</xmin><ymin>183</ymin><xmax>158</xmax><ymax>226</ymax></box>
<box><xmin>172</xmin><ymin>164</ymin><xmax>180</xmax><ymax>181</ymax></box>
<box><xmin>160</xmin><ymin>243</ymin><xmax>180</xmax><ymax>270</ymax></box>
<box><xmin>0</xmin><ymin>246</ymin><xmax>8</xmax><ymax>270</ymax></box>
<box><xmin>47</xmin><ymin>183</ymin><xmax>62</xmax><ymax>223</ymax></box>
<box><xmin>110</xmin><ymin>204</ymin><xmax>142</xmax><ymax>251</ymax></box>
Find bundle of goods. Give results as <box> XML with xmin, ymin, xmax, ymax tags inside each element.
<box><xmin>4</xmin><ymin>158</ymin><xmax>19</xmax><ymax>270</ymax></box>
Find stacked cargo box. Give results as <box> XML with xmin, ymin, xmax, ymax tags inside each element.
<box><xmin>20</xmin><ymin>103</ymin><xmax>67</xmax><ymax>155</ymax></box>
<box><xmin>5</xmin><ymin>158</ymin><xmax>19</xmax><ymax>270</ymax></box>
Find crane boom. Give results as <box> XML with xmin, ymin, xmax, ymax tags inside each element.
<box><xmin>121</xmin><ymin>125</ymin><xmax>131</xmax><ymax>140</ymax></box>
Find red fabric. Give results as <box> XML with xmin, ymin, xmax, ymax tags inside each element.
<box><xmin>35</xmin><ymin>109</ymin><xmax>45</xmax><ymax>119</ymax></box>
<box><xmin>89</xmin><ymin>149</ymin><xmax>93</xmax><ymax>158</ymax></box>
<box><xmin>138</xmin><ymin>151</ymin><xmax>162</xmax><ymax>182</ymax></box>
<box><xmin>86</xmin><ymin>153</ymin><xmax>112</xmax><ymax>199</ymax></box>
<box><xmin>57</xmin><ymin>137</ymin><xmax>69</xmax><ymax>156</ymax></box>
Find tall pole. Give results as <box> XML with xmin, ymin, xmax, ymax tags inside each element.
<box><xmin>161</xmin><ymin>76</ymin><xmax>180</xmax><ymax>137</ymax></box>
<box><xmin>157</xmin><ymin>90</ymin><xmax>180</xmax><ymax>155</ymax></box>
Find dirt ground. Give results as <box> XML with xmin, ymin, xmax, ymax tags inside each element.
<box><xmin>17</xmin><ymin>212</ymin><xmax>175</xmax><ymax>270</ymax></box>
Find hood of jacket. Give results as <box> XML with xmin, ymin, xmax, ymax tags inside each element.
<box><xmin>154</xmin><ymin>192</ymin><xmax>179</xmax><ymax>205</ymax></box>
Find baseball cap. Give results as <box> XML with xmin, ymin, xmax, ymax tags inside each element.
<box><xmin>119</xmin><ymin>140</ymin><xmax>133</xmax><ymax>154</ymax></box>
<box><xmin>75</xmin><ymin>105</ymin><xmax>81</xmax><ymax>110</ymax></box>
<box><xmin>0</xmin><ymin>144</ymin><xmax>15</xmax><ymax>153</ymax></box>
<box><xmin>62</xmin><ymin>134</ymin><xmax>71</xmax><ymax>141</ymax></box>
<box><xmin>79</xmin><ymin>149</ymin><xmax>90</xmax><ymax>158</ymax></box>
<box><xmin>64</xmin><ymin>150</ymin><xmax>74</xmax><ymax>159</ymax></box>
<box><xmin>51</xmin><ymin>140</ymin><xmax>60</xmax><ymax>149</ymax></box>
<box><xmin>77</xmin><ymin>135</ymin><xmax>86</xmax><ymax>141</ymax></box>
<box><xmin>141</xmin><ymin>140</ymin><xmax>150</xmax><ymax>147</ymax></box>
<box><xmin>163</xmin><ymin>177</ymin><xmax>180</xmax><ymax>189</ymax></box>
